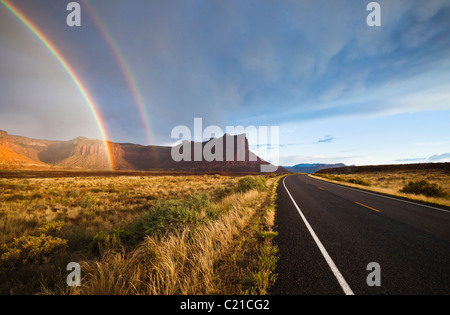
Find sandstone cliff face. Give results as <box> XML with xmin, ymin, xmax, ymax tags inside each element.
<box><xmin>161</xmin><ymin>133</ymin><xmax>274</xmax><ymax>172</ymax></box>
<box><xmin>0</xmin><ymin>130</ymin><xmax>283</xmax><ymax>172</ymax></box>
<box><xmin>0</xmin><ymin>131</ymin><xmax>41</xmax><ymax>162</ymax></box>
<box><xmin>56</xmin><ymin>138</ymin><xmax>111</xmax><ymax>169</ymax></box>
<box><xmin>0</xmin><ymin>144</ymin><xmax>49</xmax><ymax>169</ymax></box>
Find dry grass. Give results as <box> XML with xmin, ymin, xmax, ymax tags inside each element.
<box><xmin>310</xmin><ymin>169</ymin><xmax>450</xmax><ymax>207</ymax></box>
<box><xmin>0</xmin><ymin>175</ymin><xmax>236</xmax><ymax>244</ymax></box>
<box><xmin>70</xmin><ymin>176</ymin><xmax>281</xmax><ymax>295</ymax></box>
<box><xmin>0</xmin><ymin>173</ymin><xmax>281</xmax><ymax>295</ymax></box>
<box><xmin>72</xmin><ymin>191</ymin><xmax>262</xmax><ymax>295</ymax></box>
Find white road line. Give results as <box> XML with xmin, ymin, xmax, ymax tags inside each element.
<box><xmin>282</xmin><ymin>177</ymin><xmax>355</xmax><ymax>296</ymax></box>
<box><xmin>309</xmin><ymin>176</ymin><xmax>450</xmax><ymax>214</ymax></box>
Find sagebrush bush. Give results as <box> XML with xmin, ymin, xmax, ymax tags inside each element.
<box><xmin>236</xmin><ymin>176</ymin><xmax>266</xmax><ymax>193</ymax></box>
<box><xmin>213</xmin><ymin>186</ymin><xmax>234</xmax><ymax>200</ymax></box>
<box><xmin>400</xmin><ymin>180</ymin><xmax>446</xmax><ymax>197</ymax></box>
<box><xmin>90</xmin><ymin>228</ymin><xmax>129</xmax><ymax>254</ymax></box>
<box><xmin>129</xmin><ymin>193</ymin><xmax>218</xmax><ymax>241</ymax></box>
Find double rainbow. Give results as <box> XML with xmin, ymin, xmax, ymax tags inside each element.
<box><xmin>0</xmin><ymin>0</ymin><xmax>116</xmax><ymax>169</ymax></box>
<box><xmin>82</xmin><ymin>0</ymin><xmax>155</xmax><ymax>147</ymax></box>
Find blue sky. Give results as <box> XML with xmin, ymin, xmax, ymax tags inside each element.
<box><xmin>1</xmin><ymin>0</ymin><xmax>450</xmax><ymax>166</ymax></box>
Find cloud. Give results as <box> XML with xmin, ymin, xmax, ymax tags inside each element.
<box><xmin>92</xmin><ymin>0</ymin><xmax>450</xmax><ymax>134</ymax></box>
<box><xmin>394</xmin><ymin>158</ymin><xmax>426</xmax><ymax>162</ymax></box>
<box><xmin>2</xmin><ymin>0</ymin><xmax>450</xmax><ymax>146</ymax></box>
<box><xmin>316</xmin><ymin>135</ymin><xmax>334</xmax><ymax>144</ymax></box>
<box><xmin>428</xmin><ymin>153</ymin><xmax>450</xmax><ymax>161</ymax></box>
<box><xmin>394</xmin><ymin>153</ymin><xmax>450</xmax><ymax>163</ymax></box>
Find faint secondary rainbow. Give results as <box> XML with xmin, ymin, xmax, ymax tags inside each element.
<box><xmin>82</xmin><ymin>0</ymin><xmax>155</xmax><ymax>147</ymax></box>
<box><xmin>0</xmin><ymin>0</ymin><xmax>115</xmax><ymax>170</ymax></box>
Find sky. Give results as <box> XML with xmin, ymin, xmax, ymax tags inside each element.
<box><xmin>1</xmin><ymin>0</ymin><xmax>450</xmax><ymax>166</ymax></box>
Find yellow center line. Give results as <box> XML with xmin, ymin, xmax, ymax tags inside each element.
<box><xmin>317</xmin><ymin>187</ymin><xmax>325</xmax><ymax>190</ymax></box>
<box><xmin>354</xmin><ymin>202</ymin><xmax>382</xmax><ymax>213</ymax></box>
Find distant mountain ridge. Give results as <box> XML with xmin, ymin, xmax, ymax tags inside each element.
<box><xmin>0</xmin><ymin>130</ymin><xmax>285</xmax><ymax>173</ymax></box>
<box><xmin>283</xmin><ymin>163</ymin><xmax>346</xmax><ymax>174</ymax></box>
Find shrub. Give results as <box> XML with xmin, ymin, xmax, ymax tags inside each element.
<box><xmin>0</xmin><ymin>234</ymin><xmax>68</xmax><ymax>269</ymax></box>
<box><xmin>236</xmin><ymin>176</ymin><xmax>266</xmax><ymax>193</ymax></box>
<box><xmin>347</xmin><ymin>177</ymin><xmax>371</xmax><ymax>186</ymax></box>
<box><xmin>400</xmin><ymin>180</ymin><xmax>446</xmax><ymax>197</ymax></box>
<box><xmin>213</xmin><ymin>186</ymin><xmax>234</xmax><ymax>200</ymax></box>
<box><xmin>89</xmin><ymin>228</ymin><xmax>129</xmax><ymax>254</ymax></box>
<box><xmin>129</xmin><ymin>193</ymin><xmax>217</xmax><ymax>241</ymax></box>
<box><xmin>38</xmin><ymin>221</ymin><xmax>66</xmax><ymax>235</ymax></box>
<box><xmin>66</xmin><ymin>190</ymin><xmax>80</xmax><ymax>198</ymax></box>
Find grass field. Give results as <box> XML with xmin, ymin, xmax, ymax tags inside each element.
<box><xmin>311</xmin><ymin>166</ymin><xmax>450</xmax><ymax>208</ymax></box>
<box><xmin>0</xmin><ymin>173</ymin><xmax>282</xmax><ymax>295</ymax></box>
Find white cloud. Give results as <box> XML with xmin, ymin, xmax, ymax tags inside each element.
<box><xmin>428</xmin><ymin>153</ymin><xmax>450</xmax><ymax>162</ymax></box>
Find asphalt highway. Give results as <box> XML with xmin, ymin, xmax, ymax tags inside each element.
<box><xmin>272</xmin><ymin>174</ymin><xmax>450</xmax><ymax>295</ymax></box>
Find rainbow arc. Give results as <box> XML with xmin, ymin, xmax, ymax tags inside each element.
<box><xmin>1</xmin><ymin>0</ymin><xmax>115</xmax><ymax>170</ymax></box>
<box><xmin>82</xmin><ymin>0</ymin><xmax>155</xmax><ymax>147</ymax></box>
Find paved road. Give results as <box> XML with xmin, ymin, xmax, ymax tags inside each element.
<box><xmin>272</xmin><ymin>174</ymin><xmax>450</xmax><ymax>295</ymax></box>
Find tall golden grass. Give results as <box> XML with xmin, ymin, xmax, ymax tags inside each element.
<box><xmin>0</xmin><ymin>174</ymin><xmax>281</xmax><ymax>295</ymax></box>
<box><xmin>71</xmin><ymin>176</ymin><xmax>281</xmax><ymax>295</ymax></box>
<box><xmin>73</xmin><ymin>191</ymin><xmax>260</xmax><ymax>295</ymax></box>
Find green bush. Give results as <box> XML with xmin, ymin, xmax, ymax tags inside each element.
<box><xmin>400</xmin><ymin>180</ymin><xmax>446</xmax><ymax>197</ymax></box>
<box><xmin>236</xmin><ymin>176</ymin><xmax>266</xmax><ymax>193</ymax></box>
<box><xmin>89</xmin><ymin>228</ymin><xmax>129</xmax><ymax>254</ymax></box>
<box><xmin>213</xmin><ymin>186</ymin><xmax>234</xmax><ymax>200</ymax></box>
<box><xmin>129</xmin><ymin>193</ymin><xmax>217</xmax><ymax>241</ymax></box>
